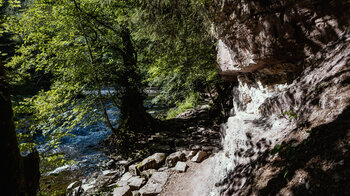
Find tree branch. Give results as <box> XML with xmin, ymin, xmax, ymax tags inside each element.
<box><xmin>72</xmin><ymin>0</ymin><xmax>116</xmax><ymax>134</ymax></box>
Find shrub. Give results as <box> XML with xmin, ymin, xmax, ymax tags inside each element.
<box><xmin>166</xmin><ymin>93</ymin><xmax>200</xmax><ymax>119</ymax></box>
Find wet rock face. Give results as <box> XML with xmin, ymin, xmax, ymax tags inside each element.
<box><xmin>213</xmin><ymin>0</ymin><xmax>350</xmax><ymax>78</ymax></box>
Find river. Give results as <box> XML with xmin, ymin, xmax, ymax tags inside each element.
<box><xmin>39</xmin><ymin>88</ymin><xmax>166</xmax><ymax>176</ymax></box>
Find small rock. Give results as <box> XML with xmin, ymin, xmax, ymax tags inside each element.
<box><xmin>191</xmin><ymin>151</ymin><xmax>208</xmax><ymax>163</ymax></box>
<box><xmin>129</xmin><ymin>176</ymin><xmax>146</xmax><ymax>190</ymax></box>
<box><xmin>158</xmin><ymin>167</ymin><xmax>168</xmax><ymax>172</ymax></box>
<box><xmin>129</xmin><ymin>164</ymin><xmax>139</xmax><ymax>176</ymax></box>
<box><xmin>107</xmin><ymin>159</ymin><xmax>116</xmax><ymax>168</ymax></box>
<box><xmin>165</xmin><ymin>151</ymin><xmax>186</xmax><ymax>167</ymax></box>
<box><xmin>339</xmin><ymin>160</ymin><xmax>345</xmax><ymax>165</ymax></box>
<box><xmin>71</xmin><ymin>186</ymin><xmax>82</xmax><ymax>196</ymax></box>
<box><xmin>138</xmin><ymin>172</ymin><xmax>169</xmax><ymax>196</ymax></box>
<box><xmin>184</xmin><ymin>151</ymin><xmax>197</xmax><ymax>160</ymax></box>
<box><xmin>141</xmin><ymin>169</ymin><xmax>157</xmax><ymax>180</ymax></box>
<box><xmin>102</xmin><ymin>169</ymin><xmax>119</xmax><ymax>177</ymax></box>
<box><xmin>108</xmin><ymin>183</ymin><xmax>118</xmax><ymax>188</ymax></box>
<box><xmin>113</xmin><ymin>185</ymin><xmax>132</xmax><ymax>196</ymax></box>
<box><xmin>67</xmin><ymin>181</ymin><xmax>81</xmax><ymax>191</ymax></box>
<box><xmin>137</xmin><ymin>153</ymin><xmax>166</xmax><ymax>172</ymax></box>
<box><xmin>81</xmin><ymin>179</ymin><xmax>96</xmax><ymax>192</ymax></box>
<box><xmin>191</xmin><ymin>145</ymin><xmax>201</xmax><ymax>151</ymax></box>
<box><xmin>118</xmin><ymin>172</ymin><xmax>133</xmax><ymax>186</ymax></box>
<box><xmin>174</xmin><ymin>161</ymin><xmax>188</xmax><ymax>172</ymax></box>
<box><xmin>118</xmin><ymin>160</ymin><xmax>129</xmax><ymax>165</ymax></box>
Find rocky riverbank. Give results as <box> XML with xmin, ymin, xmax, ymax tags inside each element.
<box><xmin>63</xmin><ymin>104</ymin><xmax>224</xmax><ymax>195</ymax></box>
<box><xmin>67</xmin><ymin>150</ymin><xmax>212</xmax><ymax>195</ymax></box>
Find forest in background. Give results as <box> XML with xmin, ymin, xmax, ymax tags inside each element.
<box><xmin>0</xmin><ymin>0</ymin><xmax>230</xmax><ymax>195</ymax></box>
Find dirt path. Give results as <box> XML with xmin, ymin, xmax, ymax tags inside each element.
<box><xmin>161</xmin><ymin>156</ymin><xmax>216</xmax><ymax>196</ymax></box>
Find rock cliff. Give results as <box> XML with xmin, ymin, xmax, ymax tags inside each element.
<box><xmin>211</xmin><ymin>0</ymin><xmax>350</xmax><ymax>195</ymax></box>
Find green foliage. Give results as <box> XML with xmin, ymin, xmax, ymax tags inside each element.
<box><xmin>40</xmin><ymin>153</ymin><xmax>77</xmax><ymax>173</ymax></box>
<box><xmin>270</xmin><ymin>144</ymin><xmax>282</xmax><ymax>155</ymax></box>
<box><xmin>5</xmin><ymin>0</ymin><xmax>150</xmax><ymax>152</ymax></box>
<box><xmin>281</xmin><ymin>110</ymin><xmax>298</xmax><ymax>120</ymax></box>
<box><xmin>12</xmin><ymin>80</ymin><xmax>100</xmax><ymax>152</ymax></box>
<box><xmin>38</xmin><ymin>170</ymin><xmax>82</xmax><ymax>196</ymax></box>
<box><xmin>271</xmin><ymin>143</ymin><xmax>297</xmax><ymax>161</ymax></box>
<box><xmin>167</xmin><ymin>92</ymin><xmax>200</xmax><ymax>119</ymax></box>
<box><xmin>2</xmin><ymin>0</ymin><xmax>222</xmax><ymax>176</ymax></box>
<box><xmin>283</xmin><ymin>168</ymin><xmax>289</xmax><ymax>179</ymax></box>
<box><xmin>312</xmin><ymin>82</ymin><xmax>326</xmax><ymax>93</ymax></box>
<box><xmin>135</xmin><ymin>0</ymin><xmax>218</xmax><ymax>106</ymax></box>
<box><xmin>8</xmin><ymin>0</ymin><xmax>20</xmax><ymax>8</ymax></box>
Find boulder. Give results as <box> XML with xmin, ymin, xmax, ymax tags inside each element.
<box><xmin>191</xmin><ymin>151</ymin><xmax>208</xmax><ymax>163</ymax></box>
<box><xmin>140</xmin><ymin>169</ymin><xmax>157</xmax><ymax>180</ymax></box>
<box><xmin>96</xmin><ymin>171</ymin><xmax>119</xmax><ymax>185</ymax></box>
<box><xmin>165</xmin><ymin>151</ymin><xmax>186</xmax><ymax>167</ymax></box>
<box><xmin>174</xmin><ymin>161</ymin><xmax>188</xmax><ymax>173</ymax></box>
<box><xmin>117</xmin><ymin>172</ymin><xmax>133</xmax><ymax>186</ymax></box>
<box><xmin>137</xmin><ymin>153</ymin><xmax>166</xmax><ymax>172</ymax></box>
<box><xmin>128</xmin><ymin>176</ymin><xmax>146</xmax><ymax>190</ymax></box>
<box><xmin>184</xmin><ymin>151</ymin><xmax>197</xmax><ymax>160</ymax></box>
<box><xmin>82</xmin><ymin>171</ymin><xmax>119</xmax><ymax>194</ymax></box>
<box><xmin>138</xmin><ymin>172</ymin><xmax>169</xmax><ymax>196</ymax></box>
<box><xmin>129</xmin><ymin>163</ymin><xmax>139</xmax><ymax>176</ymax></box>
<box><xmin>113</xmin><ymin>185</ymin><xmax>132</xmax><ymax>196</ymax></box>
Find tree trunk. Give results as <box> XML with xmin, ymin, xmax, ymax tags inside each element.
<box><xmin>0</xmin><ymin>62</ymin><xmax>40</xmax><ymax>195</ymax></box>
<box><xmin>117</xmin><ymin>26</ymin><xmax>154</xmax><ymax>134</ymax></box>
<box><xmin>71</xmin><ymin>3</ymin><xmax>154</xmax><ymax>135</ymax></box>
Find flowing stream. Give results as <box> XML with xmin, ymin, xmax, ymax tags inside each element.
<box><xmin>39</xmin><ymin>88</ymin><xmax>165</xmax><ymax>176</ymax></box>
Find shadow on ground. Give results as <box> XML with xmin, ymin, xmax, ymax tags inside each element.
<box><xmin>217</xmin><ymin>107</ymin><xmax>350</xmax><ymax>196</ymax></box>
<box><xmin>150</xmin><ymin>106</ymin><xmax>223</xmax><ymax>153</ymax></box>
